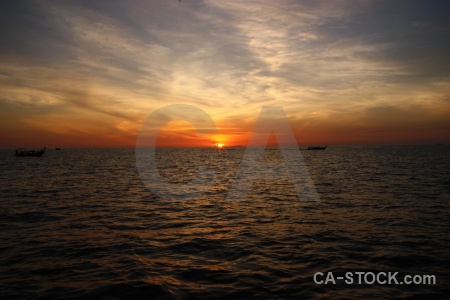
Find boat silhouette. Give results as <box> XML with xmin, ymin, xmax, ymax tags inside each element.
<box><xmin>305</xmin><ymin>145</ymin><xmax>327</xmax><ymax>150</ymax></box>
<box><xmin>15</xmin><ymin>147</ymin><xmax>46</xmax><ymax>157</ymax></box>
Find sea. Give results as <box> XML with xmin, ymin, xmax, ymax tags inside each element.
<box><xmin>0</xmin><ymin>146</ymin><xmax>449</xmax><ymax>299</ymax></box>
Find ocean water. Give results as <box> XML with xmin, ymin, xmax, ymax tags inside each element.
<box><xmin>0</xmin><ymin>146</ymin><xmax>449</xmax><ymax>299</ymax></box>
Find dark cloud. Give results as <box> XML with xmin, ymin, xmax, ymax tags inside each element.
<box><xmin>313</xmin><ymin>0</ymin><xmax>450</xmax><ymax>78</ymax></box>
<box><xmin>1</xmin><ymin>0</ymin><xmax>449</xmax><ymax>146</ymax></box>
<box><xmin>0</xmin><ymin>0</ymin><xmax>77</xmax><ymax>62</ymax></box>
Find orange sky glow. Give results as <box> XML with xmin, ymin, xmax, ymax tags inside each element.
<box><xmin>1</xmin><ymin>1</ymin><xmax>450</xmax><ymax>148</ymax></box>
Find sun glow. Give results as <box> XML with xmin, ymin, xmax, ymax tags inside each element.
<box><xmin>215</xmin><ymin>143</ymin><xmax>225</xmax><ymax>149</ymax></box>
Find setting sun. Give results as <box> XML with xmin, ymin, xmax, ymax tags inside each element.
<box><xmin>1</xmin><ymin>0</ymin><xmax>449</xmax><ymax>149</ymax></box>
<box><xmin>215</xmin><ymin>143</ymin><xmax>225</xmax><ymax>149</ymax></box>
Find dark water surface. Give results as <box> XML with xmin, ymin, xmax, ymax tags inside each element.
<box><xmin>1</xmin><ymin>146</ymin><xmax>449</xmax><ymax>299</ymax></box>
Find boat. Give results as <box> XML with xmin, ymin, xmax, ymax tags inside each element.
<box><xmin>305</xmin><ymin>145</ymin><xmax>327</xmax><ymax>150</ymax></box>
<box><xmin>15</xmin><ymin>147</ymin><xmax>46</xmax><ymax>157</ymax></box>
<box><xmin>55</xmin><ymin>147</ymin><xmax>61</xmax><ymax>150</ymax></box>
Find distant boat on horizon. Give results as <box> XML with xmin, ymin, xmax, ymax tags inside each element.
<box><xmin>55</xmin><ymin>147</ymin><xmax>61</xmax><ymax>150</ymax></box>
<box><xmin>15</xmin><ymin>147</ymin><xmax>46</xmax><ymax>157</ymax></box>
<box><xmin>304</xmin><ymin>145</ymin><xmax>327</xmax><ymax>150</ymax></box>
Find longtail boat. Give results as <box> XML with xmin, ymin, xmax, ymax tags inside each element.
<box><xmin>15</xmin><ymin>147</ymin><xmax>46</xmax><ymax>157</ymax></box>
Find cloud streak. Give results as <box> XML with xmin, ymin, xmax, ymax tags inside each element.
<box><xmin>1</xmin><ymin>0</ymin><xmax>449</xmax><ymax>147</ymax></box>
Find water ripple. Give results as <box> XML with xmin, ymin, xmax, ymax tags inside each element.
<box><xmin>0</xmin><ymin>147</ymin><xmax>449</xmax><ymax>299</ymax></box>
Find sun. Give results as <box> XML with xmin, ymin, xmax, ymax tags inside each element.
<box><xmin>215</xmin><ymin>143</ymin><xmax>225</xmax><ymax>149</ymax></box>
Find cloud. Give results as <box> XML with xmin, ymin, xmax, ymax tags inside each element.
<box><xmin>0</xmin><ymin>0</ymin><xmax>449</xmax><ymax>147</ymax></box>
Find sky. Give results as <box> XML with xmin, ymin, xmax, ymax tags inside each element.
<box><xmin>1</xmin><ymin>0</ymin><xmax>450</xmax><ymax>148</ymax></box>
